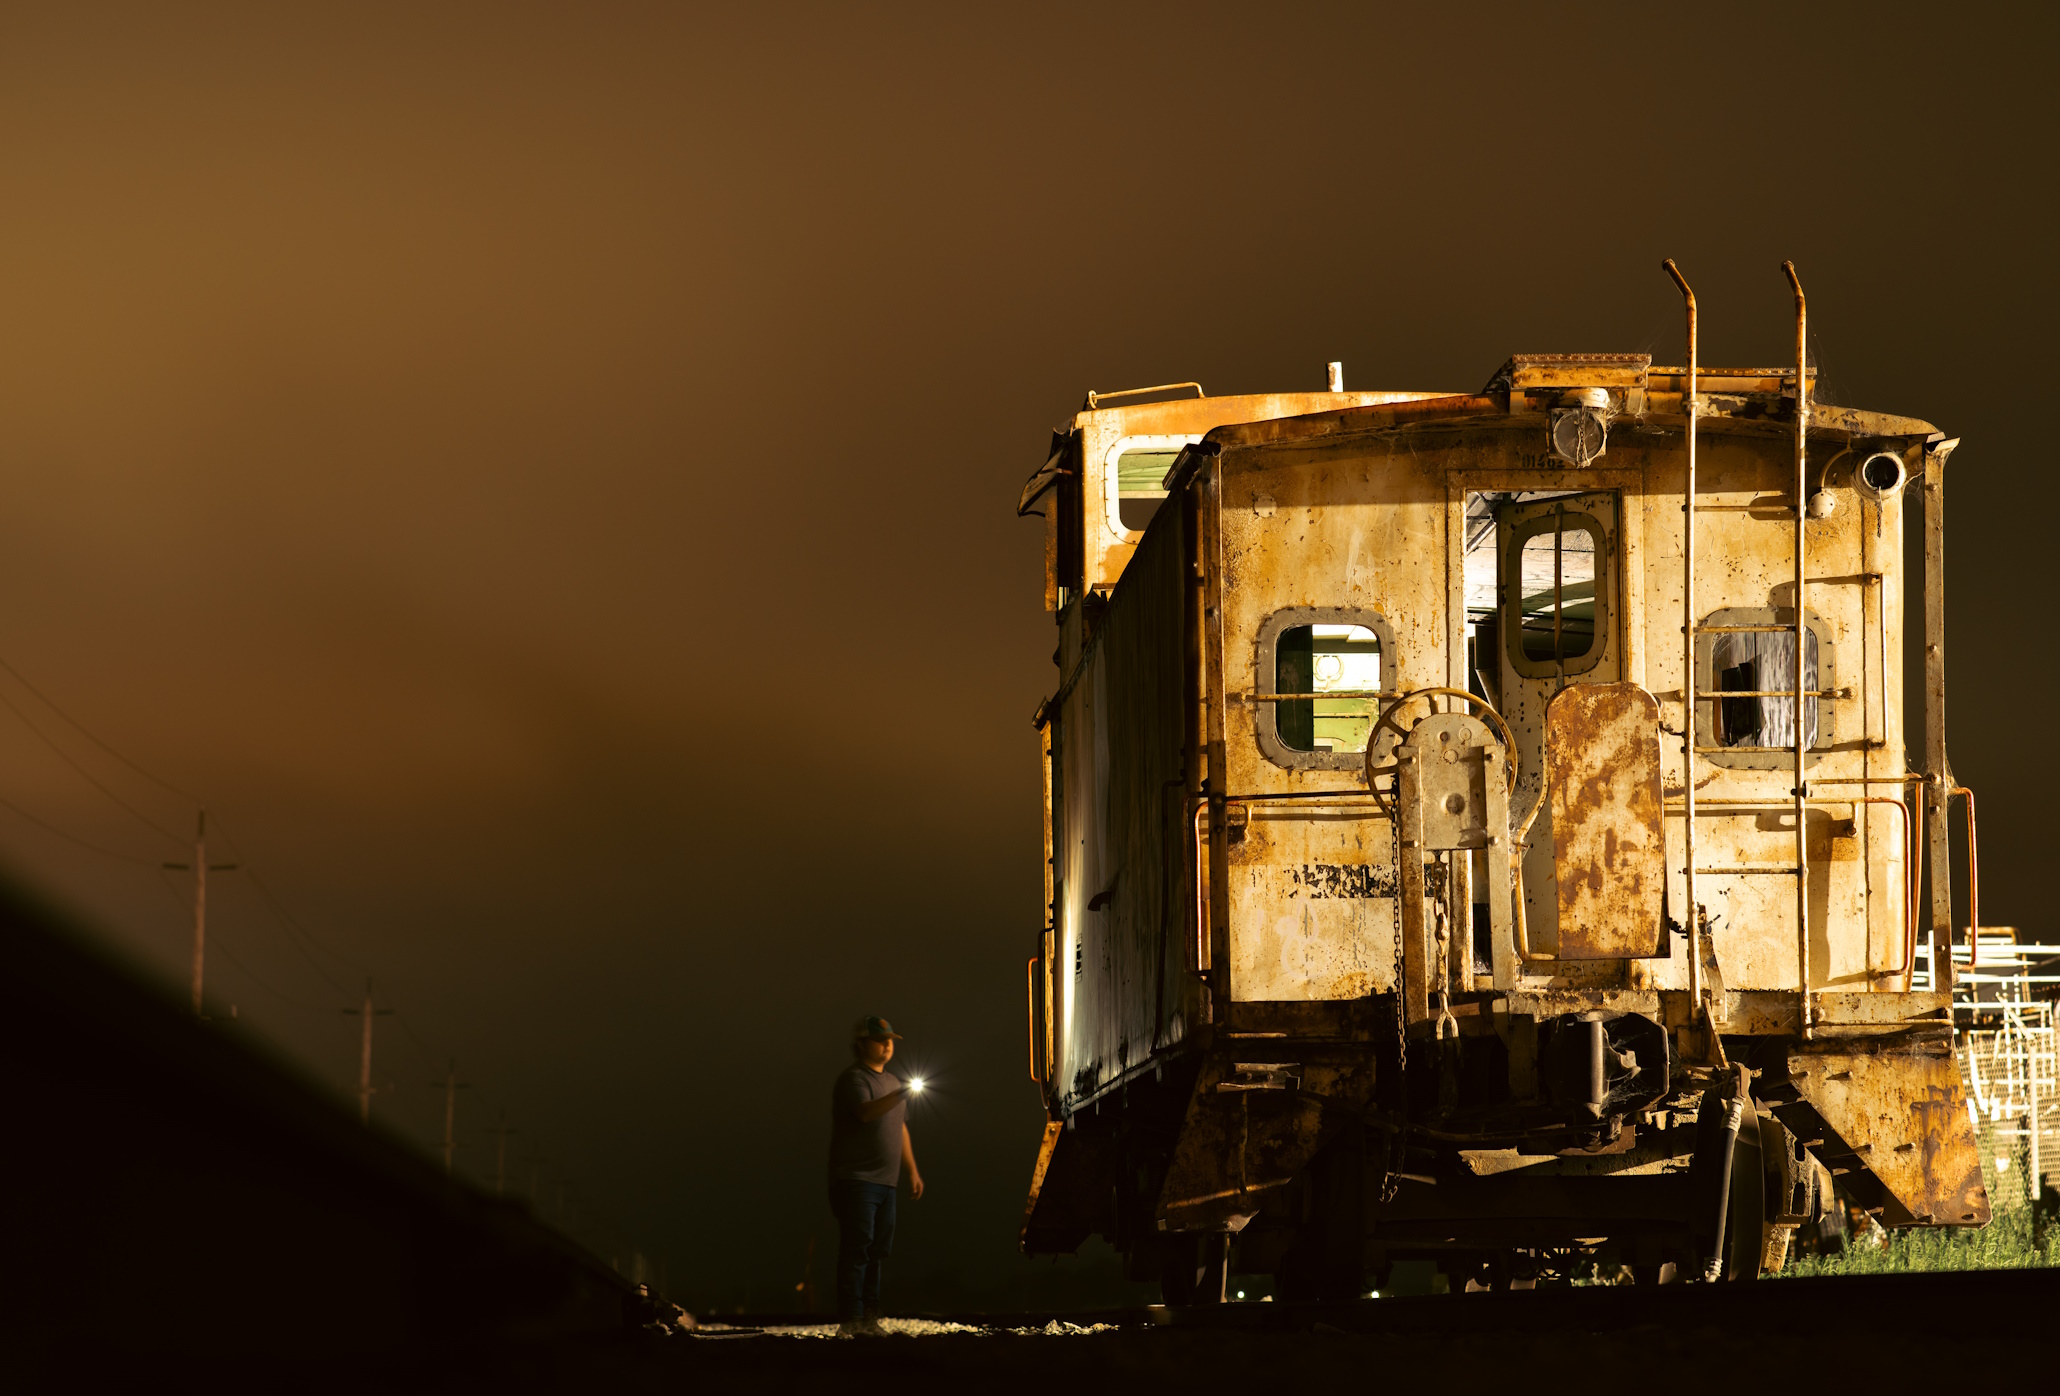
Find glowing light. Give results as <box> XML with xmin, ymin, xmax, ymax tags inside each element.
<box><xmin>909</xmin><ymin>1078</ymin><xmax>926</xmax><ymax>1093</ymax></box>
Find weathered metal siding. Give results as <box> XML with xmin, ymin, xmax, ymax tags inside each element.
<box><xmin>1214</xmin><ymin>441</ymin><xmax>1447</xmax><ymax>1001</ymax></box>
<box><xmin>1638</xmin><ymin>432</ymin><xmax>1910</xmax><ymax>992</ymax></box>
<box><xmin>1199</xmin><ymin>417</ymin><xmax>1913</xmax><ymax>1003</ymax></box>
<box><xmin>1073</xmin><ymin>392</ymin><xmax>1446</xmax><ymax>603</ymax></box>
<box><xmin>1052</xmin><ymin>508</ymin><xmax>1192</xmax><ymax>1110</ymax></box>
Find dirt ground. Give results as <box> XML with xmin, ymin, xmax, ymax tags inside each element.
<box><xmin>420</xmin><ymin>1267</ymin><xmax>2058</xmax><ymax>1394</ymax></box>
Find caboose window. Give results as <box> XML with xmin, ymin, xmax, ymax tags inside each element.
<box><xmin>1275</xmin><ymin>625</ymin><xmax>1381</xmax><ymax>753</ymax></box>
<box><xmin>1254</xmin><ymin>608</ymin><xmax>1396</xmax><ymax>772</ymax></box>
<box><xmin>1104</xmin><ymin>434</ymin><xmax>1202</xmax><ymax>539</ymax></box>
<box><xmin>1115</xmin><ymin>449</ymin><xmax>1181</xmax><ymax>530</ymax></box>
<box><xmin>1712</xmin><ymin>630</ymin><xmax>1819</xmax><ymax>749</ymax></box>
<box><xmin>1693</xmin><ymin>608</ymin><xmax>1837</xmax><ymax>769</ymax></box>
<box><xmin>1512</xmin><ymin>518</ymin><xmax>1600</xmax><ymax>663</ymax></box>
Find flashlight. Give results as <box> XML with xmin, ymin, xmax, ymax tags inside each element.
<box><xmin>908</xmin><ymin>1078</ymin><xmax>926</xmax><ymax>1094</ymax></box>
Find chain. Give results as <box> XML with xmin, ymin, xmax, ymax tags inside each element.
<box><xmin>1383</xmin><ymin>788</ymin><xmax>1407</xmax><ymax>1204</ymax></box>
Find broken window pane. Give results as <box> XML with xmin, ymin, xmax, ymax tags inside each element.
<box><xmin>1276</xmin><ymin>624</ymin><xmax>1381</xmax><ymax>753</ymax></box>
<box><xmin>1713</xmin><ymin>629</ymin><xmax>1818</xmax><ymax>749</ymax></box>
<box><xmin>1515</xmin><ymin>525</ymin><xmax>1598</xmax><ymax>662</ymax></box>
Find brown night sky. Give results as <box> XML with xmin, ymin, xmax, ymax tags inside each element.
<box><xmin>0</xmin><ymin>4</ymin><xmax>2049</xmax><ymax>1306</ymax></box>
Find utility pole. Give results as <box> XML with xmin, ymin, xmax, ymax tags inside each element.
<box><xmin>430</xmin><ymin>1059</ymin><xmax>469</xmax><ymax>1175</ymax></box>
<box><xmin>485</xmin><ymin>1112</ymin><xmax>518</xmax><ymax>1197</ymax></box>
<box><xmin>340</xmin><ymin>980</ymin><xmax>392</xmax><ymax>1123</ymax></box>
<box><xmin>163</xmin><ymin>809</ymin><xmax>238</xmax><ymax>1016</ymax></box>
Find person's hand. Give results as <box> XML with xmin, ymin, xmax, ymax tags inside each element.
<box><xmin>909</xmin><ymin>1171</ymin><xmax>925</xmax><ymax>1201</ymax></box>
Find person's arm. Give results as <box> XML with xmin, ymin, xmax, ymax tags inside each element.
<box><xmin>902</xmin><ymin>1123</ymin><xmax>924</xmax><ymax>1199</ymax></box>
<box><xmin>854</xmin><ymin>1087</ymin><xmax>911</xmax><ymax>1123</ymax></box>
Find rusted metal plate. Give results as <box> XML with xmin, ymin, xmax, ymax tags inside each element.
<box><xmin>1546</xmin><ymin>683</ymin><xmax>1666</xmax><ymax>959</ymax></box>
<box><xmin>1020</xmin><ymin>1120</ymin><xmax>1114</xmax><ymax>1255</ymax></box>
<box><xmin>1775</xmin><ymin>1036</ymin><xmax>1989</xmax><ymax>1228</ymax></box>
<box><xmin>1155</xmin><ymin>1054</ymin><xmax>1374</xmax><ymax>1233</ymax></box>
<box><xmin>1226</xmin><ymin>813</ymin><xmax>1397</xmax><ymax>1003</ymax></box>
<box><xmin>1504</xmin><ymin>353</ymin><xmax>1651</xmax><ymax>391</ymax></box>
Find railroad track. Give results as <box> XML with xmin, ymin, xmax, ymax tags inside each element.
<box><xmin>707</xmin><ymin>1264</ymin><xmax>2059</xmax><ymax>1338</ymax></box>
<box><xmin>652</xmin><ymin>1271</ymin><xmax>2055</xmax><ymax>1394</ymax></box>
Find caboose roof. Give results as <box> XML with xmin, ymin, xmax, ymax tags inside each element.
<box><xmin>1188</xmin><ymin>355</ymin><xmax>1942</xmax><ymax>459</ymax></box>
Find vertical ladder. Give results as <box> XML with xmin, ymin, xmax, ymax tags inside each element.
<box><xmin>1662</xmin><ymin>261</ymin><xmax>1704</xmax><ymax>1013</ymax></box>
<box><xmin>1783</xmin><ymin>262</ymin><xmax>1812</xmax><ymax>1033</ymax></box>
<box><xmin>1666</xmin><ymin>263</ymin><xmax>1816</xmax><ymax>1036</ymax></box>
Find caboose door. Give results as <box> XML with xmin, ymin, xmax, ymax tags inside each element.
<box><xmin>1491</xmin><ymin>491</ymin><xmax>1622</xmax><ymax>960</ymax></box>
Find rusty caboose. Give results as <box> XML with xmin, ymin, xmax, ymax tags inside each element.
<box><xmin>1014</xmin><ymin>264</ymin><xmax>1988</xmax><ymax>1297</ymax></box>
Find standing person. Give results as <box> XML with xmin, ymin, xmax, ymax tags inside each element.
<box><xmin>827</xmin><ymin>1015</ymin><xmax>925</xmax><ymax>1336</ymax></box>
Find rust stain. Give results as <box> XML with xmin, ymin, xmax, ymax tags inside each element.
<box><xmin>1546</xmin><ymin>683</ymin><xmax>1666</xmax><ymax>958</ymax></box>
<box><xmin>1287</xmin><ymin>863</ymin><xmax>1397</xmax><ymax>899</ymax></box>
<box><xmin>1780</xmin><ymin>1038</ymin><xmax>1989</xmax><ymax>1228</ymax></box>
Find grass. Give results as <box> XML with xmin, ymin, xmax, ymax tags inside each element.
<box><xmin>1781</xmin><ymin>1205</ymin><xmax>2056</xmax><ymax>1276</ymax></box>
<box><xmin>1781</xmin><ymin>1122</ymin><xmax>2057</xmax><ymax>1276</ymax></box>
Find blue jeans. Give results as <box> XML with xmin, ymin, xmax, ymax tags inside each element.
<box><xmin>828</xmin><ymin>1179</ymin><xmax>897</xmax><ymax>1321</ymax></box>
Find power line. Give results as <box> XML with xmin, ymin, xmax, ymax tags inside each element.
<box><xmin>147</xmin><ymin>867</ymin><xmax>322</xmax><ymax>1013</ymax></box>
<box><xmin>207</xmin><ymin>814</ymin><xmax>369</xmax><ymax>979</ymax></box>
<box><xmin>0</xmin><ymin>787</ymin><xmax>168</xmax><ymax>865</ymax></box>
<box><xmin>206</xmin><ymin>932</ymin><xmax>331</xmax><ymax>1015</ymax></box>
<box><xmin>393</xmin><ymin>1007</ymin><xmax>443</xmax><ymax>1064</ymax></box>
<box><xmin>0</xmin><ymin>653</ymin><xmax>521</xmax><ymax>1166</ymax></box>
<box><xmin>0</xmin><ymin>678</ymin><xmax>187</xmax><ymax>844</ymax></box>
<box><xmin>0</xmin><ymin>653</ymin><xmax>368</xmax><ymax>987</ymax></box>
<box><xmin>165</xmin><ymin>858</ymin><xmax>351</xmax><ymax>999</ymax></box>
<box><xmin>0</xmin><ymin>652</ymin><xmax>201</xmax><ymax>804</ymax></box>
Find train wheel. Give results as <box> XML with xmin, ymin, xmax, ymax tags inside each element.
<box><xmin>1690</xmin><ymin>1063</ymin><xmax>1767</xmax><ymax>1281</ymax></box>
<box><xmin>1720</xmin><ymin>1102</ymin><xmax>1766</xmax><ymax>1281</ymax></box>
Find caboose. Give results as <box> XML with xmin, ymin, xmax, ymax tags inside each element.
<box><xmin>1014</xmin><ymin>263</ymin><xmax>1987</xmax><ymax>1297</ymax></box>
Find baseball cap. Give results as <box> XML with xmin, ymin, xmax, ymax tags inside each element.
<box><xmin>852</xmin><ymin>1015</ymin><xmax>903</xmax><ymax>1042</ymax></box>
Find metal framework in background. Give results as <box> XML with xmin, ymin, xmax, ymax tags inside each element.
<box><xmin>1918</xmin><ymin>931</ymin><xmax>2060</xmax><ymax>1199</ymax></box>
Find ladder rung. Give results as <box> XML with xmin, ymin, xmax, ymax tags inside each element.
<box><xmin>1694</xmin><ymin>689</ymin><xmax>1847</xmax><ymax>700</ymax></box>
<box><xmin>1687</xmin><ymin>624</ymin><xmax>1807</xmax><ymax>634</ymax></box>
<box><xmin>1694</xmin><ymin>746</ymin><xmax>1816</xmax><ymax>753</ymax></box>
<box><xmin>1696</xmin><ymin>866</ymin><xmax>1801</xmax><ymax>876</ymax></box>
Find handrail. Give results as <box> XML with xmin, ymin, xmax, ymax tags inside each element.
<box><xmin>1026</xmin><ymin>955</ymin><xmax>1041</xmax><ymax>1083</ymax></box>
<box><xmin>1953</xmin><ymin>787</ymin><xmax>1980</xmax><ymax>971</ymax></box>
<box><xmin>1193</xmin><ymin>799</ymin><xmax>1210</xmax><ymax>975</ymax></box>
<box><xmin>1848</xmin><ymin>796</ymin><xmax>1919</xmax><ymax>989</ymax></box>
<box><xmin>1664</xmin><ymin>257</ymin><xmax>1702</xmax><ymax>1007</ymax></box>
<box><xmin>1084</xmin><ymin>382</ymin><xmax>1205</xmax><ymax>410</ymax></box>
<box><xmin>1659</xmin><ymin>793</ymin><xmax>1917</xmax><ymax>987</ymax></box>
<box><xmin>1782</xmin><ymin>260</ymin><xmax>1811</xmax><ymax>1029</ymax></box>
